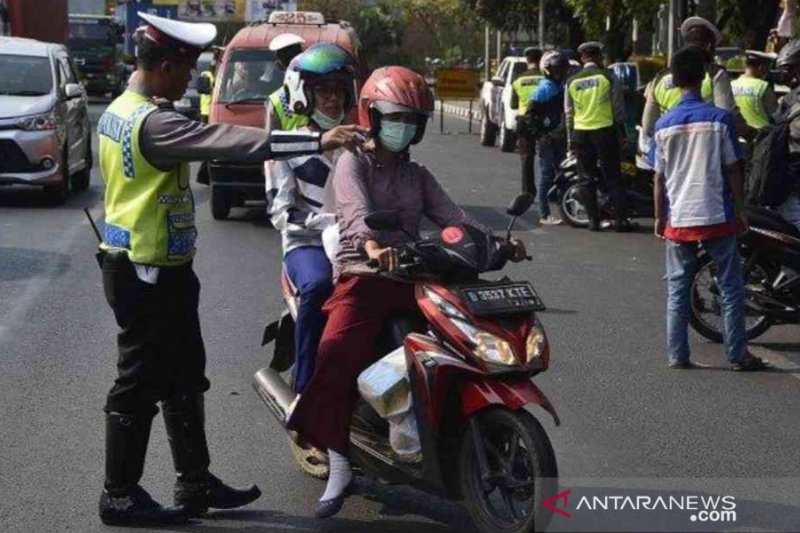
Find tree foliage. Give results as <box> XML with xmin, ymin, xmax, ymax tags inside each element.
<box><xmin>717</xmin><ymin>0</ymin><xmax>781</xmax><ymax>50</ymax></box>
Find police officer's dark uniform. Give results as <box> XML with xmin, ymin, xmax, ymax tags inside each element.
<box><xmin>512</xmin><ymin>47</ymin><xmax>544</xmax><ymax>194</ymax></box>
<box><xmin>565</xmin><ymin>42</ymin><xmax>629</xmax><ymax>231</ymax></box>
<box><xmin>97</xmin><ymin>13</ymin><xmax>337</xmax><ymax>526</ymax></box>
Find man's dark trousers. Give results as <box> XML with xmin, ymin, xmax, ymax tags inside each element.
<box><xmin>102</xmin><ymin>253</ymin><xmax>210</xmax><ymax>417</ymax></box>
<box><xmin>518</xmin><ymin>118</ymin><xmax>537</xmax><ymax>195</ymax></box>
<box><xmin>573</xmin><ymin>126</ymin><xmax>627</xmax><ymax>225</ymax></box>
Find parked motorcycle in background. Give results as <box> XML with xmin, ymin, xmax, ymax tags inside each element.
<box><xmin>253</xmin><ymin>194</ymin><xmax>559</xmax><ymax>533</ymax></box>
<box><xmin>690</xmin><ymin>205</ymin><xmax>800</xmax><ymax>342</ymax></box>
<box><xmin>552</xmin><ymin>150</ymin><xmax>654</xmax><ymax>229</ymax></box>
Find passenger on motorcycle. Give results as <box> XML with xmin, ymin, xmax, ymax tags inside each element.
<box><xmin>285</xmin><ymin>66</ymin><xmax>527</xmax><ymax>519</ymax></box>
<box><xmin>265</xmin><ymin>43</ymin><xmax>357</xmax><ymax>393</ymax></box>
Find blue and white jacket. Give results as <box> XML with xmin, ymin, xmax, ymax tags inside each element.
<box><xmin>651</xmin><ymin>94</ymin><xmax>742</xmax><ymax>228</ymax></box>
<box><xmin>265</xmin><ymin>126</ymin><xmax>342</xmax><ymax>255</ymax></box>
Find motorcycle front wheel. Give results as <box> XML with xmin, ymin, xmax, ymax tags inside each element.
<box><xmin>459</xmin><ymin>407</ymin><xmax>558</xmax><ymax>533</ymax></box>
<box><xmin>689</xmin><ymin>251</ymin><xmax>773</xmax><ymax>342</ymax></box>
<box><xmin>559</xmin><ymin>184</ymin><xmax>590</xmax><ymax>228</ymax></box>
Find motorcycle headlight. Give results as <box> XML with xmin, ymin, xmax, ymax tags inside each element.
<box><xmin>451</xmin><ymin>318</ymin><xmax>517</xmax><ymax>366</ymax></box>
<box><xmin>16</xmin><ymin>111</ymin><xmax>57</xmax><ymax>131</ymax></box>
<box><xmin>526</xmin><ymin>323</ymin><xmax>548</xmax><ymax>363</ymax></box>
<box><xmin>424</xmin><ymin>286</ymin><xmax>517</xmax><ymax>366</ymax></box>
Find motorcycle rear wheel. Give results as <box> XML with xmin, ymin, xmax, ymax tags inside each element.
<box><xmin>459</xmin><ymin>408</ymin><xmax>558</xmax><ymax>533</ymax></box>
<box><xmin>559</xmin><ymin>184</ymin><xmax>590</xmax><ymax>228</ymax></box>
<box><xmin>689</xmin><ymin>252</ymin><xmax>773</xmax><ymax>343</ymax></box>
<box><xmin>288</xmin><ymin>436</ymin><xmax>329</xmax><ymax>480</ymax></box>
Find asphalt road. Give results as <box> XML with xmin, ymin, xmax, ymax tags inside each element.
<box><xmin>1</xmin><ymin>102</ymin><xmax>800</xmax><ymax>533</ymax></box>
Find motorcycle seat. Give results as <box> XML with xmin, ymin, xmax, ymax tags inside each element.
<box><xmin>746</xmin><ymin>206</ymin><xmax>800</xmax><ymax>240</ymax></box>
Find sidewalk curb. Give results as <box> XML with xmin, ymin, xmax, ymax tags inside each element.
<box><xmin>434</xmin><ymin>101</ymin><xmax>484</xmax><ymax>123</ymax></box>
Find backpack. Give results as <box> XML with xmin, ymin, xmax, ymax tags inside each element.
<box><xmin>746</xmin><ymin>107</ymin><xmax>800</xmax><ymax>207</ymax></box>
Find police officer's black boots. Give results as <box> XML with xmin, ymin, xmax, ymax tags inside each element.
<box><xmin>162</xmin><ymin>393</ymin><xmax>262</xmax><ymax>516</ymax></box>
<box><xmin>99</xmin><ymin>411</ymin><xmax>190</xmax><ymax>526</ymax></box>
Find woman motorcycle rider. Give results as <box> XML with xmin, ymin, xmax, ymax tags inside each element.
<box><xmin>265</xmin><ymin>43</ymin><xmax>357</xmax><ymax>393</ymax></box>
<box><xmin>285</xmin><ymin>66</ymin><xmax>528</xmax><ymax>518</ymax></box>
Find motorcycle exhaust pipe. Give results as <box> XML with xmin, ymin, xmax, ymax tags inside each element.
<box><xmin>252</xmin><ymin>367</ymin><xmax>296</xmax><ymax>426</ymax></box>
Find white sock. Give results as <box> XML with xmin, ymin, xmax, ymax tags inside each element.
<box><xmin>320</xmin><ymin>450</ymin><xmax>352</xmax><ymax>501</ymax></box>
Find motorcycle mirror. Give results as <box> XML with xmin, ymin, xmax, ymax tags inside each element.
<box><xmin>506</xmin><ymin>193</ymin><xmax>535</xmax><ymax>217</ymax></box>
<box><xmin>365</xmin><ymin>210</ymin><xmax>402</xmax><ymax>232</ymax></box>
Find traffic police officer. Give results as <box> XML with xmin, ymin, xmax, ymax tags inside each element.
<box><xmin>642</xmin><ymin>16</ymin><xmax>743</xmax><ymax>137</ymax></box>
<box><xmin>96</xmin><ymin>13</ymin><xmax>365</xmax><ymax>526</ymax></box>
<box><xmin>198</xmin><ymin>54</ymin><xmax>216</xmax><ymax>122</ymax></box>
<box><xmin>266</xmin><ymin>33</ymin><xmax>308</xmax><ymax>133</ymax></box>
<box><xmin>732</xmin><ymin>50</ymin><xmax>778</xmax><ymax>132</ymax></box>
<box><xmin>511</xmin><ymin>47</ymin><xmax>544</xmax><ymax>194</ymax></box>
<box><xmin>565</xmin><ymin>42</ymin><xmax>629</xmax><ymax>231</ymax></box>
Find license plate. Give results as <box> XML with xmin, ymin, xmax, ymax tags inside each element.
<box><xmin>459</xmin><ymin>281</ymin><xmax>542</xmax><ymax>316</ymax></box>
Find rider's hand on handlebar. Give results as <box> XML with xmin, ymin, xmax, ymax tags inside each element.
<box><xmin>366</xmin><ymin>243</ymin><xmax>400</xmax><ymax>272</ymax></box>
<box><xmin>320</xmin><ymin>125</ymin><xmax>370</xmax><ymax>152</ymax></box>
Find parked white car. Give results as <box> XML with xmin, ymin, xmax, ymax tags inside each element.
<box><xmin>479</xmin><ymin>56</ymin><xmax>527</xmax><ymax>152</ymax></box>
<box><xmin>0</xmin><ymin>37</ymin><xmax>91</xmax><ymax>204</ymax></box>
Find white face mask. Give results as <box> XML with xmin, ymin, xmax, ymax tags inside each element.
<box><xmin>311</xmin><ymin>109</ymin><xmax>344</xmax><ymax>131</ymax></box>
<box><xmin>379</xmin><ymin>119</ymin><xmax>417</xmax><ymax>152</ymax></box>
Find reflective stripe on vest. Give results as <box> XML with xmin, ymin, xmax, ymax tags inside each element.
<box><xmin>199</xmin><ymin>70</ymin><xmax>214</xmax><ymax>117</ymax></box>
<box><xmin>269</xmin><ymin>89</ymin><xmax>309</xmax><ymax>130</ymax></box>
<box><xmin>513</xmin><ymin>74</ymin><xmax>544</xmax><ymax>116</ymax></box>
<box><xmin>98</xmin><ymin>90</ymin><xmax>195</xmax><ymax>266</ymax></box>
<box><xmin>732</xmin><ymin>75</ymin><xmax>770</xmax><ymax>129</ymax></box>
<box><xmin>568</xmin><ymin>72</ymin><xmax>614</xmax><ymax>130</ymax></box>
<box><xmin>653</xmin><ymin>72</ymin><xmax>713</xmax><ymax>112</ymax></box>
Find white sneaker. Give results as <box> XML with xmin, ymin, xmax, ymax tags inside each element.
<box><xmin>540</xmin><ymin>215</ymin><xmax>563</xmax><ymax>226</ymax></box>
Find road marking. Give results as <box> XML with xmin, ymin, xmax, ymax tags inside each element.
<box><xmin>748</xmin><ymin>345</ymin><xmax>800</xmax><ymax>381</ymax></box>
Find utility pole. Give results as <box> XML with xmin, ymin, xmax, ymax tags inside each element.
<box><xmin>538</xmin><ymin>0</ymin><xmax>545</xmax><ymax>48</ymax></box>
<box><xmin>496</xmin><ymin>30</ymin><xmax>502</xmax><ymax>63</ymax></box>
<box><xmin>484</xmin><ymin>24</ymin><xmax>490</xmax><ymax>80</ymax></box>
<box><xmin>668</xmin><ymin>0</ymin><xmax>680</xmax><ymax>64</ymax></box>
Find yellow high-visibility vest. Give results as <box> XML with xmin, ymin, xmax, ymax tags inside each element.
<box><xmin>97</xmin><ymin>90</ymin><xmax>195</xmax><ymax>266</ymax></box>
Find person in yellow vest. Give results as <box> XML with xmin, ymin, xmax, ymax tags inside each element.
<box><xmin>642</xmin><ymin>16</ymin><xmax>743</xmax><ymax>137</ymax></box>
<box><xmin>96</xmin><ymin>13</ymin><xmax>366</xmax><ymax>526</ymax></box>
<box><xmin>565</xmin><ymin>41</ymin><xmax>631</xmax><ymax>231</ymax></box>
<box><xmin>512</xmin><ymin>47</ymin><xmax>544</xmax><ymax>194</ymax></box>
<box><xmin>198</xmin><ymin>57</ymin><xmax>215</xmax><ymax>123</ymax></box>
<box><xmin>266</xmin><ymin>32</ymin><xmax>308</xmax><ymax>133</ymax></box>
<box><xmin>732</xmin><ymin>50</ymin><xmax>778</xmax><ymax>133</ymax></box>
<box><xmin>195</xmin><ymin>55</ymin><xmax>216</xmax><ymax>185</ymax></box>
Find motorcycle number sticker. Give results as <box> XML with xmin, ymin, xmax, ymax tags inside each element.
<box><xmin>442</xmin><ymin>226</ymin><xmax>465</xmax><ymax>245</ymax></box>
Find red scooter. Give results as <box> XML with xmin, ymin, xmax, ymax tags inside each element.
<box><xmin>253</xmin><ymin>194</ymin><xmax>559</xmax><ymax>533</ymax></box>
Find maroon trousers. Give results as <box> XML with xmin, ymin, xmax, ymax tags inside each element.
<box><xmin>287</xmin><ymin>275</ymin><xmax>417</xmax><ymax>454</ymax></box>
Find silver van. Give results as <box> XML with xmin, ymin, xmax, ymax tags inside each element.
<box><xmin>0</xmin><ymin>37</ymin><xmax>91</xmax><ymax>203</ymax></box>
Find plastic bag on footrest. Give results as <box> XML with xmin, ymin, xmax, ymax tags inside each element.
<box><xmin>357</xmin><ymin>347</ymin><xmax>410</xmax><ymax>419</ymax></box>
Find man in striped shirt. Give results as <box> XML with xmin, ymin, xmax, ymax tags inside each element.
<box><xmin>652</xmin><ymin>46</ymin><xmax>768</xmax><ymax>372</ymax></box>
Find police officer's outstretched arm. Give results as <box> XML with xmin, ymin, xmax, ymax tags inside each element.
<box><xmin>139</xmin><ymin>108</ymin><xmax>365</xmax><ymax>168</ymax></box>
